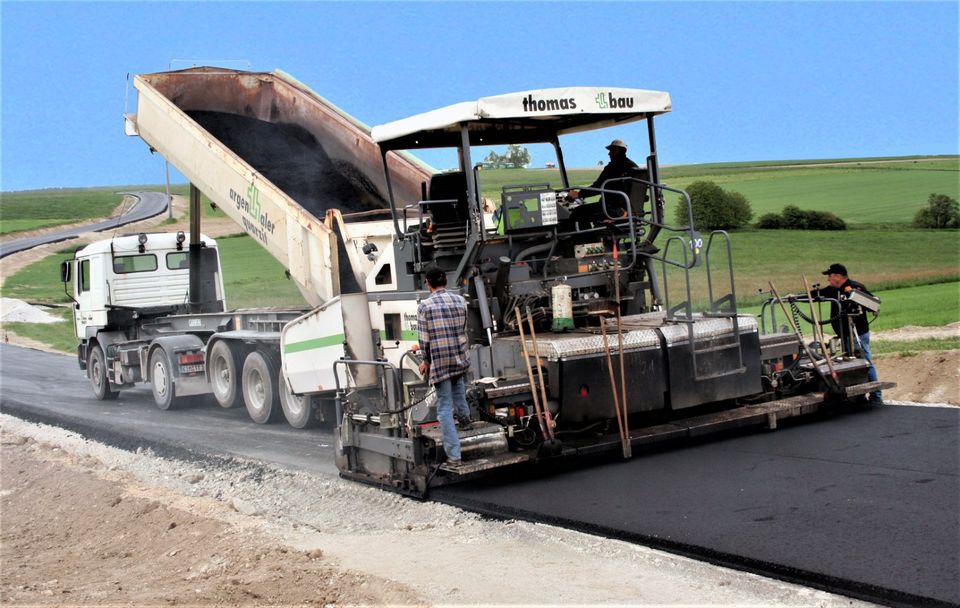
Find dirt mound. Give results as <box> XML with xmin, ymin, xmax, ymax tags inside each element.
<box><xmin>0</xmin><ymin>433</ymin><xmax>419</xmax><ymax>606</ymax></box>
<box><xmin>1</xmin><ymin>298</ymin><xmax>62</xmax><ymax>324</ymax></box>
<box><xmin>875</xmin><ymin>349</ymin><xmax>960</xmax><ymax>405</ymax></box>
<box><xmin>873</xmin><ymin>322</ymin><xmax>960</xmax><ymax>342</ymax></box>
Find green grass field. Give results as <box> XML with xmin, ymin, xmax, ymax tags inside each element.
<box><xmin>741</xmin><ymin>281</ymin><xmax>959</xmax><ymax>332</ymax></box>
<box><xmin>477</xmin><ymin>156</ymin><xmax>959</xmax><ymax>225</ymax></box>
<box><xmin>1</xmin><ymin>188</ymin><xmax>133</xmax><ymax>236</ymax></box>
<box><xmin>218</xmin><ymin>236</ymin><xmax>306</xmax><ymax>308</ymax></box>
<box><xmin>3</xmin><ymin>156</ymin><xmax>957</xmax><ymax>353</ymax></box>
<box><xmin>3</xmin><ymin>157</ymin><xmax>955</xmax><ymax>235</ymax></box>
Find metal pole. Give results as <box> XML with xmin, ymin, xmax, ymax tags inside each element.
<box><xmin>552</xmin><ymin>138</ymin><xmax>570</xmax><ymax>189</ymax></box>
<box><xmin>460</xmin><ymin>125</ymin><xmax>483</xmax><ymax>236</ymax></box>
<box><xmin>189</xmin><ymin>183</ymin><xmax>202</xmax><ymax>312</ymax></box>
<box><xmin>165</xmin><ymin>160</ymin><xmax>173</xmax><ymax>220</ymax></box>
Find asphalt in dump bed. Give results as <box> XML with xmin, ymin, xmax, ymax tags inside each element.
<box><xmin>433</xmin><ymin>405</ymin><xmax>959</xmax><ymax>607</ymax></box>
<box><xmin>188</xmin><ymin>111</ymin><xmax>387</xmax><ymax>215</ymax></box>
<box><xmin>188</xmin><ymin>110</ymin><xmax>389</xmax><ymax>293</ymax></box>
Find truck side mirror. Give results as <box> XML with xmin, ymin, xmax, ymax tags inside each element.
<box><xmin>60</xmin><ymin>260</ymin><xmax>72</xmax><ymax>283</ymax></box>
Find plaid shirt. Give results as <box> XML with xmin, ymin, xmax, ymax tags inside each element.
<box><xmin>417</xmin><ymin>288</ymin><xmax>470</xmax><ymax>385</ymax></box>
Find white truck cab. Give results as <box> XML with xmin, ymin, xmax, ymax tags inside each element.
<box><xmin>63</xmin><ymin>232</ymin><xmax>224</xmax><ymax>339</ymax></box>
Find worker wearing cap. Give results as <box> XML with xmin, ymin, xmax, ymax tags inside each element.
<box><xmin>417</xmin><ymin>265</ymin><xmax>472</xmax><ymax>467</ymax></box>
<box><xmin>566</xmin><ymin>140</ymin><xmax>659</xmax><ymax>253</ymax></box>
<box><xmin>812</xmin><ymin>263</ymin><xmax>882</xmax><ymax>403</ymax></box>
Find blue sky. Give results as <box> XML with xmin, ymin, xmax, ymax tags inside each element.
<box><xmin>2</xmin><ymin>1</ymin><xmax>957</xmax><ymax>191</ymax></box>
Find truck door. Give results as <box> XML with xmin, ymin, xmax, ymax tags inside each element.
<box><xmin>74</xmin><ymin>256</ymin><xmax>106</xmax><ymax>338</ymax></box>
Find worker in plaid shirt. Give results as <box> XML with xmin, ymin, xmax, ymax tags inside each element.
<box><xmin>417</xmin><ymin>266</ymin><xmax>471</xmax><ymax>467</ymax></box>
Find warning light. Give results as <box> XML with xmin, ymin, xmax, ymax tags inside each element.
<box><xmin>579</xmin><ymin>384</ymin><xmax>589</xmax><ymax>397</ymax></box>
<box><xmin>516</xmin><ymin>406</ymin><xmax>526</xmax><ymax>417</ymax></box>
<box><xmin>508</xmin><ymin>406</ymin><xmax>516</xmax><ymax>417</ymax></box>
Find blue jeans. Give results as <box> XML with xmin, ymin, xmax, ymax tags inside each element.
<box><xmin>435</xmin><ymin>374</ymin><xmax>470</xmax><ymax>460</ymax></box>
<box><xmin>858</xmin><ymin>331</ymin><xmax>882</xmax><ymax>401</ymax></box>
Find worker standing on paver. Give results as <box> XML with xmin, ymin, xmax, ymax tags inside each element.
<box><xmin>813</xmin><ymin>263</ymin><xmax>882</xmax><ymax>403</ymax></box>
<box><xmin>417</xmin><ymin>265</ymin><xmax>472</xmax><ymax>466</ymax></box>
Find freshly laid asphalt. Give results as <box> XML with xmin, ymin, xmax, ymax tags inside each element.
<box><xmin>434</xmin><ymin>405</ymin><xmax>959</xmax><ymax>607</ymax></box>
<box><xmin>2</xmin><ymin>344</ymin><xmax>957</xmax><ymax>606</ymax></box>
<box><xmin>0</xmin><ymin>191</ymin><xmax>168</xmax><ymax>258</ymax></box>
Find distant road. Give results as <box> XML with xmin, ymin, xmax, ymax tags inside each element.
<box><xmin>0</xmin><ymin>191</ymin><xmax>169</xmax><ymax>258</ymax></box>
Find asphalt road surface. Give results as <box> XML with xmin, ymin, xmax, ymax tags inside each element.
<box><xmin>0</xmin><ymin>344</ymin><xmax>336</xmax><ymax>473</ymax></box>
<box><xmin>0</xmin><ymin>191</ymin><xmax>169</xmax><ymax>258</ymax></box>
<box><xmin>2</xmin><ymin>344</ymin><xmax>957</xmax><ymax>607</ymax></box>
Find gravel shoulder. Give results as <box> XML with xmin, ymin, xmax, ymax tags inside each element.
<box><xmin>0</xmin><ymin>414</ymin><xmax>876</xmax><ymax>606</ymax></box>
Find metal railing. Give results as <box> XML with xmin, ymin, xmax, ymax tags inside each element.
<box><xmin>661</xmin><ymin>230</ymin><xmax>745</xmax><ymax>381</ymax></box>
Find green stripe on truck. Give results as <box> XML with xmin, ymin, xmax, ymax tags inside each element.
<box><xmin>283</xmin><ymin>334</ymin><xmax>345</xmax><ymax>354</ymax></box>
<box><xmin>379</xmin><ymin>330</ymin><xmax>419</xmax><ymax>342</ymax></box>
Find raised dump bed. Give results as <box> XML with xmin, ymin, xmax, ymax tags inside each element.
<box><xmin>126</xmin><ymin>67</ymin><xmax>431</xmax><ymax>306</ymax></box>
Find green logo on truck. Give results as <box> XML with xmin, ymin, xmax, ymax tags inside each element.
<box><xmin>230</xmin><ymin>184</ymin><xmax>277</xmax><ymax>245</ymax></box>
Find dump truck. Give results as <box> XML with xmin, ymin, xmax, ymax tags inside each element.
<box><xmin>63</xmin><ymin>68</ymin><xmax>888</xmax><ymax>495</ymax></box>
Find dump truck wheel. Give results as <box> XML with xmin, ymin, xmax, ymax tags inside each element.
<box><xmin>279</xmin><ymin>373</ymin><xmax>317</xmax><ymax>429</ymax></box>
<box><xmin>242</xmin><ymin>350</ymin><xmax>281</xmax><ymax>424</ymax></box>
<box><xmin>209</xmin><ymin>340</ymin><xmax>242</xmax><ymax>409</ymax></box>
<box><xmin>150</xmin><ymin>348</ymin><xmax>179</xmax><ymax>411</ymax></box>
<box><xmin>88</xmin><ymin>344</ymin><xmax>119</xmax><ymax>401</ymax></box>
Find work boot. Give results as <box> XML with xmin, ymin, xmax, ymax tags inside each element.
<box><xmin>457</xmin><ymin>416</ymin><xmax>473</xmax><ymax>429</ymax></box>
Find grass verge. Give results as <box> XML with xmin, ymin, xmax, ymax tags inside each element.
<box><xmin>3</xmin><ymin>308</ymin><xmax>76</xmax><ymax>354</ymax></box>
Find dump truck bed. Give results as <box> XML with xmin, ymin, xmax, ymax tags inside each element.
<box><xmin>127</xmin><ymin>67</ymin><xmax>431</xmax><ymax>306</ymax></box>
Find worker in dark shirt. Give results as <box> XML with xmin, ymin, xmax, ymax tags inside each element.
<box><xmin>566</xmin><ymin>139</ymin><xmax>659</xmax><ymax>253</ymax></box>
<box><xmin>811</xmin><ymin>263</ymin><xmax>882</xmax><ymax>403</ymax></box>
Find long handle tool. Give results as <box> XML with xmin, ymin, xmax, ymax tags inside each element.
<box><xmin>612</xmin><ymin>242</ymin><xmax>632</xmax><ymax>458</ymax></box>
<box><xmin>802</xmin><ymin>274</ymin><xmax>839</xmax><ymax>386</ymax></box>
<box><xmin>596</xmin><ymin>312</ymin><xmax>628</xmax><ymax>455</ymax></box>
<box><xmin>768</xmin><ymin>281</ymin><xmax>838</xmax><ymax>392</ymax></box>
<box><xmin>515</xmin><ymin>307</ymin><xmax>549</xmax><ymax>440</ymax></box>
<box><xmin>525</xmin><ymin>307</ymin><xmax>556</xmax><ymax>441</ymax></box>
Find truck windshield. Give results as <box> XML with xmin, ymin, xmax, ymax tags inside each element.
<box><xmin>113</xmin><ymin>254</ymin><xmax>158</xmax><ymax>274</ymax></box>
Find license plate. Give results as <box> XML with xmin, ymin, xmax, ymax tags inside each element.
<box><xmin>179</xmin><ymin>364</ymin><xmax>204</xmax><ymax>374</ymax></box>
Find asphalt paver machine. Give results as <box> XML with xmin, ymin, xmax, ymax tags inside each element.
<box><xmin>332</xmin><ymin>88</ymin><xmax>887</xmax><ymax>496</ymax></box>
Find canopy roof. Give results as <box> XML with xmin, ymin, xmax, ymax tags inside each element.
<box><xmin>371</xmin><ymin>87</ymin><xmax>671</xmax><ymax>150</ymax></box>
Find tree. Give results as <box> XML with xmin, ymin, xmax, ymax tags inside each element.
<box><xmin>483</xmin><ymin>150</ymin><xmax>504</xmax><ymax>168</ymax></box>
<box><xmin>755</xmin><ymin>205</ymin><xmax>846</xmax><ymax>230</ymax></box>
<box><xmin>673</xmin><ymin>180</ymin><xmax>754</xmax><ymax>230</ymax></box>
<box><xmin>504</xmin><ymin>144</ymin><xmax>531</xmax><ymax>169</ymax></box>
<box><xmin>913</xmin><ymin>193</ymin><xmax>960</xmax><ymax>229</ymax></box>
<box><xmin>724</xmin><ymin>190</ymin><xmax>754</xmax><ymax>229</ymax></box>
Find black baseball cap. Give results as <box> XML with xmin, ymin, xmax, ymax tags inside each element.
<box><xmin>822</xmin><ymin>263</ymin><xmax>848</xmax><ymax>276</ymax></box>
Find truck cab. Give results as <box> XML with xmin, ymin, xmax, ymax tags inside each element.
<box><xmin>61</xmin><ymin>231</ymin><xmax>226</xmax><ymax>405</ymax></box>
<box><xmin>63</xmin><ymin>231</ymin><xmax>225</xmax><ymax>340</ymax></box>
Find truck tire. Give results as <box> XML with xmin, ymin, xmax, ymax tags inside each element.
<box><xmin>279</xmin><ymin>373</ymin><xmax>317</xmax><ymax>429</ymax></box>
<box><xmin>88</xmin><ymin>344</ymin><xmax>119</xmax><ymax>401</ymax></box>
<box><xmin>208</xmin><ymin>340</ymin><xmax>243</xmax><ymax>409</ymax></box>
<box><xmin>242</xmin><ymin>350</ymin><xmax>281</xmax><ymax>424</ymax></box>
<box><xmin>150</xmin><ymin>348</ymin><xmax>180</xmax><ymax>411</ymax></box>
